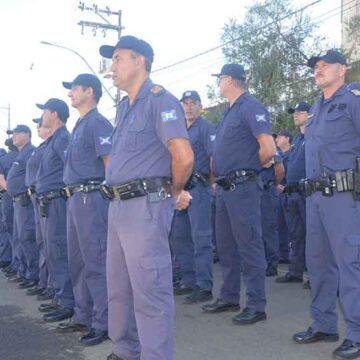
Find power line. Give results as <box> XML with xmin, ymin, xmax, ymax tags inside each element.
<box><xmin>152</xmin><ymin>0</ymin><xmax>322</xmax><ymax>73</ymax></box>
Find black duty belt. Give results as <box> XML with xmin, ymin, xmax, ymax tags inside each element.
<box><xmin>64</xmin><ymin>180</ymin><xmax>103</xmax><ymax>198</ymax></box>
<box><xmin>13</xmin><ymin>192</ymin><xmax>31</xmax><ymax>207</ymax></box>
<box><xmin>105</xmin><ymin>177</ymin><xmax>172</xmax><ymax>202</ymax></box>
<box><xmin>263</xmin><ymin>180</ymin><xmax>275</xmax><ymax>191</ymax></box>
<box><xmin>36</xmin><ymin>189</ymin><xmax>66</xmax><ymax>203</ymax></box>
<box><xmin>216</xmin><ymin>170</ymin><xmax>257</xmax><ymax>191</ymax></box>
<box><xmin>185</xmin><ymin>173</ymin><xmax>210</xmax><ymax>190</ymax></box>
<box><xmin>283</xmin><ymin>184</ymin><xmax>302</xmax><ymax>195</ymax></box>
<box><xmin>27</xmin><ymin>186</ymin><xmax>36</xmax><ymax>196</ymax></box>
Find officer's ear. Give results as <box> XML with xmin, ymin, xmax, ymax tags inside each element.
<box><xmin>338</xmin><ymin>64</ymin><xmax>347</xmax><ymax>78</ymax></box>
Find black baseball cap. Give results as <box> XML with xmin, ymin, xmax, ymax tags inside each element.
<box><xmin>62</xmin><ymin>73</ymin><xmax>102</xmax><ymax>99</ymax></box>
<box><xmin>307</xmin><ymin>50</ymin><xmax>347</xmax><ymax>69</ymax></box>
<box><xmin>180</xmin><ymin>90</ymin><xmax>201</xmax><ymax>102</ymax></box>
<box><xmin>99</xmin><ymin>35</ymin><xmax>154</xmax><ymax>63</ymax></box>
<box><xmin>277</xmin><ymin>129</ymin><xmax>293</xmax><ymax>143</ymax></box>
<box><xmin>288</xmin><ymin>102</ymin><xmax>311</xmax><ymax>114</ymax></box>
<box><xmin>7</xmin><ymin>124</ymin><xmax>32</xmax><ymax>135</ymax></box>
<box><xmin>36</xmin><ymin>98</ymin><xmax>70</xmax><ymax>123</ymax></box>
<box><xmin>212</xmin><ymin>64</ymin><xmax>246</xmax><ymax>80</ymax></box>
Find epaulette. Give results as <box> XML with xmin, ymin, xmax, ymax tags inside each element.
<box><xmin>151</xmin><ymin>84</ymin><xmax>165</xmax><ymax>96</ymax></box>
<box><xmin>351</xmin><ymin>89</ymin><xmax>360</xmax><ymax>96</ymax></box>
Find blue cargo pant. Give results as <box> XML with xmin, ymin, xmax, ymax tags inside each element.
<box><xmin>13</xmin><ymin>201</ymin><xmax>39</xmax><ymax>280</ymax></box>
<box><xmin>67</xmin><ymin>192</ymin><xmax>108</xmax><ymax>330</ymax></box>
<box><xmin>107</xmin><ymin>196</ymin><xmax>175</xmax><ymax>360</ymax></box>
<box><xmin>278</xmin><ymin>192</ymin><xmax>289</xmax><ymax>261</ymax></box>
<box><xmin>42</xmin><ymin>197</ymin><xmax>74</xmax><ymax>308</ymax></box>
<box><xmin>286</xmin><ymin>192</ymin><xmax>306</xmax><ymax>278</ymax></box>
<box><xmin>169</xmin><ymin>184</ymin><xmax>213</xmax><ymax>291</ymax></box>
<box><xmin>306</xmin><ymin>191</ymin><xmax>360</xmax><ymax>342</ymax></box>
<box><xmin>0</xmin><ymin>196</ymin><xmax>12</xmax><ymax>263</ymax></box>
<box><xmin>261</xmin><ymin>185</ymin><xmax>279</xmax><ymax>267</ymax></box>
<box><xmin>216</xmin><ymin>179</ymin><xmax>266</xmax><ymax>311</ymax></box>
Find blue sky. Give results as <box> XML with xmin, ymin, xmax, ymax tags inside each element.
<box><xmin>0</xmin><ymin>0</ymin><xmax>343</xmax><ymax>145</ymax></box>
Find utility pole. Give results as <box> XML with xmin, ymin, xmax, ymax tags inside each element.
<box><xmin>0</xmin><ymin>104</ymin><xmax>11</xmax><ymax>134</ymax></box>
<box><xmin>78</xmin><ymin>2</ymin><xmax>124</xmax><ymax>102</ymax></box>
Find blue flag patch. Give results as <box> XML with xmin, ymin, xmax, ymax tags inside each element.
<box><xmin>161</xmin><ymin>110</ymin><xmax>178</xmax><ymax>122</ymax></box>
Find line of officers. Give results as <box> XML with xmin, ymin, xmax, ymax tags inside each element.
<box><xmin>0</xmin><ymin>35</ymin><xmax>359</xmax><ymax>360</ymax></box>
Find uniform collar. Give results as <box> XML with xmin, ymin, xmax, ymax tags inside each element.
<box><xmin>135</xmin><ymin>78</ymin><xmax>154</xmax><ymax>100</ymax></box>
<box><xmin>321</xmin><ymin>84</ymin><xmax>347</xmax><ymax>103</ymax></box>
<box><xmin>187</xmin><ymin>115</ymin><xmax>202</xmax><ymax>130</ymax></box>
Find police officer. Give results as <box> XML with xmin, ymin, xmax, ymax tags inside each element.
<box><xmin>292</xmin><ymin>50</ymin><xmax>360</xmax><ymax>359</ymax></box>
<box><xmin>202</xmin><ymin>64</ymin><xmax>276</xmax><ymax>325</ymax></box>
<box><xmin>35</xmin><ymin>98</ymin><xmax>74</xmax><ymax>322</ymax></box>
<box><xmin>275</xmin><ymin>129</ymin><xmax>293</xmax><ymax>264</ymax></box>
<box><xmin>5</xmin><ymin>125</ymin><xmax>39</xmax><ymax>289</ymax></box>
<box><xmin>260</xmin><ymin>148</ymin><xmax>284</xmax><ymax>276</ymax></box>
<box><xmin>58</xmin><ymin>74</ymin><xmax>113</xmax><ymax>346</ymax></box>
<box><xmin>276</xmin><ymin>102</ymin><xmax>310</xmax><ymax>285</ymax></box>
<box><xmin>99</xmin><ymin>35</ymin><xmax>193</xmax><ymax>360</ymax></box>
<box><xmin>0</xmin><ymin>139</ymin><xmax>19</xmax><ymax>277</ymax></box>
<box><xmin>170</xmin><ymin>90</ymin><xmax>215</xmax><ymax>304</ymax></box>
<box><xmin>24</xmin><ymin>117</ymin><xmax>52</xmax><ymax>297</ymax></box>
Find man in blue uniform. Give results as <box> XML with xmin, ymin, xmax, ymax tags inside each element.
<box><xmin>276</xmin><ymin>103</ymin><xmax>310</xmax><ymax>285</ymax></box>
<box><xmin>25</xmin><ymin>118</ymin><xmax>52</xmax><ymax>296</ymax></box>
<box><xmin>58</xmin><ymin>73</ymin><xmax>113</xmax><ymax>346</ymax></box>
<box><xmin>276</xmin><ymin>129</ymin><xmax>293</xmax><ymax>264</ymax></box>
<box><xmin>260</xmin><ymin>149</ymin><xmax>284</xmax><ymax>276</ymax></box>
<box><xmin>0</xmin><ymin>139</ymin><xmax>19</xmax><ymax>276</ymax></box>
<box><xmin>99</xmin><ymin>35</ymin><xmax>193</xmax><ymax>360</ymax></box>
<box><xmin>170</xmin><ymin>90</ymin><xmax>215</xmax><ymax>304</ymax></box>
<box><xmin>202</xmin><ymin>64</ymin><xmax>276</xmax><ymax>325</ymax></box>
<box><xmin>5</xmin><ymin>125</ymin><xmax>39</xmax><ymax>288</ymax></box>
<box><xmin>35</xmin><ymin>98</ymin><xmax>74</xmax><ymax>322</ymax></box>
<box><xmin>292</xmin><ymin>50</ymin><xmax>360</xmax><ymax>360</ymax></box>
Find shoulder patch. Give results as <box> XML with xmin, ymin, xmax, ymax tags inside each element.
<box><xmin>151</xmin><ymin>85</ymin><xmax>165</xmax><ymax>96</ymax></box>
<box><xmin>351</xmin><ymin>89</ymin><xmax>360</xmax><ymax>96</ymax></box>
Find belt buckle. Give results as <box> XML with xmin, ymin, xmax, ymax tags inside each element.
<box><xmin>112</xmin><ymin>187</ymin><xmax>120</xmax><ymax>200</ymax></box>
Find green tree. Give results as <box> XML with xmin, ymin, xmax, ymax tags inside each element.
<box><xmin>208</xmin><ymin>0</ymin><xmax>327</xmax><ymax>131</ymax></box>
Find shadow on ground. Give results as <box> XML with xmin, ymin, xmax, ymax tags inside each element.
<box><xmin>0</xmin><ymin>305</ymin><xmax>85</xmax><ymax>360</ymax></box>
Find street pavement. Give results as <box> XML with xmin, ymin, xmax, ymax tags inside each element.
<box><xmin>0</xmin><ymin>264</ymin><xmax>345</xmax><ymax>360</ymax></box>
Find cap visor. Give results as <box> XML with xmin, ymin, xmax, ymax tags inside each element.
<box><xmin>32</xmin><ymin>118</ymin><xmax>41</xmax><ymax>124</ymax></box>
<box><xmin>211</xmin><ymin>73</ymin><xmax>221</xmax><ymax>77</ymax></box>
<box><xmin>99</xmin><ymin>45</ymin><xmax>115</xmax><ymax>59</ymax></box>
<box><xmin>36</xmin><ymin>103</ymin><xmax>46</xmax><ymax>110</ymax></box>
<box><xmin>287</xmin><ymin>108</ymin><xmax>295</xmax><ymax>114</ymax></box>
<box><xmin>6</xmin><ymin>130</ymin><xmax>13</xmax><ymax>135</ymax></box>
<box><xmin>62</xmin><ymin>81</ymin><xmax>72</xmax><ymax>90</ymax></box>
<box><xmin>307</xmin><ymin>56</ymin><xmax>320</xmax><ymax>68</ymax></box>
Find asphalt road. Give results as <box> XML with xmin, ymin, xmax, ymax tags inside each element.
<box><xmin>0</xmin><ymin>264</ymin><xmax>345</xmax><ymax>360</ymax></box>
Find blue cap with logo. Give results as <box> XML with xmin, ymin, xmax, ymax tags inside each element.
<box><xmin>307</xmin><ymin>49</ymin><xmax>347</xmax><ymax>69</ymax></box>
<box><xmin>99</xmin><ymin>35</ymin><xmax>154</xmax><ymax>63</ymax></box>
<box><xmin>288</xmin><ymin>102</ymin><xmax>311</xmax><ymax>114</ymax></box>
<box><xmin>62</xmin><ymin>73</ymin><xmax>102</xmax><ymax>99</ymax></box>
<box><xmin>7</xmin><ymin>124</ymin><xmax>32</xmax><ymax>135</ymax></box>
<box><xmin>36</xmin><ymin>98</ymin><xmax>70</xmax><ymax>123</ymax></box>
<box><xmin>180</xmin><ymin>90</ymin><xmax>201</xmax><ymax>102</ymax></box>
<box><xmin>212</xmin><ymin>64</ymin><xmax>246</xmax><ymax>80</ymax></box>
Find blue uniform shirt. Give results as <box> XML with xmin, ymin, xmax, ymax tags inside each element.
<box><xmin>260</xmin><ymin>150</ymin><xmax>282</xmax><ymax>183</ymax></box>
<box><xmin>286</xmin><ymin>133</ymin><xmax>306</xmax><ymax>184</ymax></box>
<box><xmin>212</xmin><ymin>92</ymin><xmax>271</xmax><ymax>176</ymax></box>
<box><xmin>0</xmin><ymin>150</ymin><xmax>19</xmax><ymax>179</ymax></box>
<box><xmin>25</xmin><ymin>142</ymin><xmax>47</xmax><ymax>187</ymax></box>
<box><xmin>305</xmin><ymin>85</ymin><xmax>360</xmax><ymax>179</ymax></box>
<box><xmin>106</xmin><ymin>79</ymin><xmax>188</xmax><ymax>185</ymax></box>
<box><xmin>63</xmin><ymin>108</ymin><xmax>113</xmax><ymax>185</ymax></box>
<box><xmin>36</xmin><ymin>126</ymin><xmax>70</xmax><ymax>194</ymax></box>
<box><xmin>6</xmin><ymin>143</ymin><xmax>36</xmax><ymax>197</ymax></box>
<box><xmin>187</xmin><ymin>116</ymin><xmax>215</xmax><ymax>175</ymax></box>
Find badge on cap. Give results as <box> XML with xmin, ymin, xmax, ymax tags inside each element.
<box><xmin>255</xmin><ymin>114</ymin><xmax>267</xmax><ymax>122</ymax></box>
<box><xmin>161</xmin><ymin>110</ymin><xmax>178</xmax><ymax>122</ymax></box>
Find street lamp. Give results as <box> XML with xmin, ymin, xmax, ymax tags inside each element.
<box><xmin>0</xmin><ymin>104</ymin><xmax>11</xmax><ymax>133</ymax></box>
<box><xmin>40</xmin><ymin>41</ymin><xmax>116</xmax><ymax>103</ymax></box>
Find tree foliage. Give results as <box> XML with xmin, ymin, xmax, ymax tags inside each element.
<box><xmin>208</xmin><ymin>0</ymin><xmax>328</xmax><ymax>131</ymax></box>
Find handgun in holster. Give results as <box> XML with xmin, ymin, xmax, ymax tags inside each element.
<box><xmin>99</xmin><ymin>182</ymin><xmax>114</xmax><ymax>200</ymax></box>
<box><xmin>38</xmin><ymin>199</ymin><xmax>49</xmax><ymax>218</ymax></box>
<box><xmin>353</xmin><ymin>157</ymin><xmax>360</xmax><ymax>201</ymax></box>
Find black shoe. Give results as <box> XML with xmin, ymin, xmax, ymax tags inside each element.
<box><xmin>107</xmin><ymin>353</ymin><xmax>124</xmax><ymax>360</ymax></box>
<box><xmin>303</xmin><ymin>280</ymin><xmax>311</xmax><ymax>289</ymax></box>
<box><xmin>293</xmin><ymin>327</ymin><xmax>339</xmax><ymax>344</ymax></box>
<box><xmin>18</xmin><ymin>279</ymin><xmax>38</xmax><ymax>289</ymax></box>
<box><xmin>0</xmin><ymin>261</ymin><xmax>10</xmax><ymax>269</ymax></box>
<box><xmin>202</xmin><ymin>298</ymin><xmax>240</xmax><ymax>313</ymax></box>
<box><xmin>57</xmin><ymin>319</ymin><xmax>88</xmax><ymax>333</ymax></box>
<box><xmin>38</xmin><ymin>302</ymin><xmax>60</xmax><ymax>313</ymax></box>
<box><xmin>232</xmin><ymin>307</ymin><xmax>267</xmax><ymax>325</ymax></box>
<box><xmin>333</xmin><ymin>339</ymin><xmax>360</xmax><ymax>359</ymax></box>
<box><xmin>278</xmin><ymin>258</ymin><xmax>289</xmax><ymax>264</ymax></box>
<box><xmin>36</xmin><ymin>288</ymin><xmax>55</xmax><ymax>301</ymax></box>
<box><xmin>26</xmin><ymin>285</ymin><xmax>46</xmax><ymax>296</ymax></box>
<box><xmin>42</xmin><ymin>307</ymin><xmax>74</xmax><ymax>322</ymax></box>
<box><xmin>4</xmin><ymin>268</ymin><xmax>17</xmax><ymax>277</ymax></box>
<box><xmin>266</xmin><ymin>264</ymin><xmax>278</xmax><ymax>277</ymax></box>
<box><xmin>276</xmin><ymin>273</ymin><xmax>302</xmax><ymax>283</ymax></box>
<box><xmin>173</xmin><ymin>284</ymin><xmax>194</xmax><ymax>296</ymax></box>
<box><xmin>7</xmin><ymin>275</ymin><xmax>24</xmax><ymax>283</ymax></box>
<box><xmin>79</xmin><ymin>328</ymin><xmax>108</xmax><ymax>346</ymax></box>
<box><xmin>183</xmin><ymin>288</ymin><xmax>213</xmax><ymax>304</ymax></box>
<box><xmin>2</xmin><ymin>265</ymin><xmax>14</xmax><ymax>274</ymax></box>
